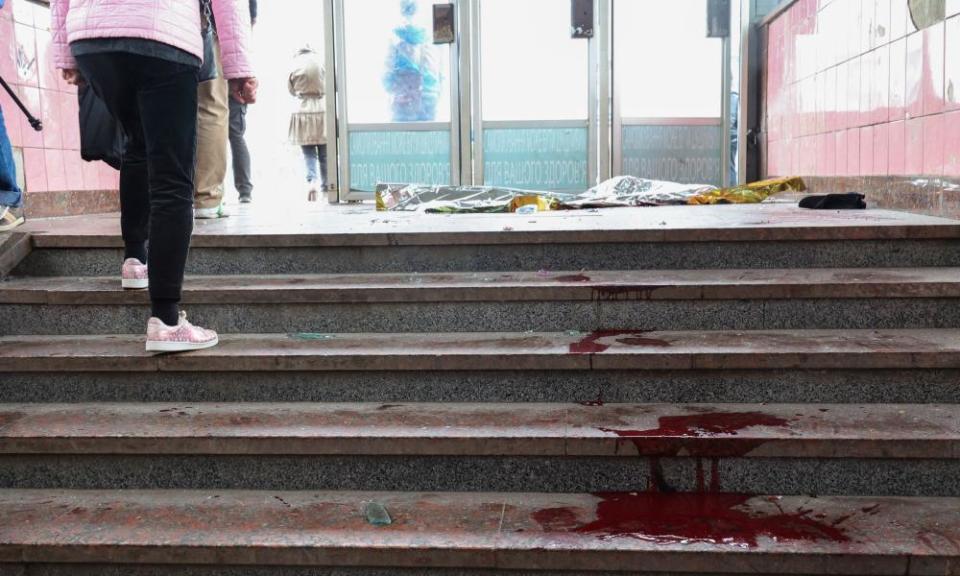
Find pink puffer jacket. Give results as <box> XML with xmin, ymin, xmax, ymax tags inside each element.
<box><xmin>51</xmin><ymin>0</ymin><xmax>253</xmax><ymax>79</ymax></box>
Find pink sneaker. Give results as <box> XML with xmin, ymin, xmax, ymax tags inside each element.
<box><xmin>145</xmin><ymin>312</ymin><xmax>219</xmax><ymax>353</ymax></box>
<box><xmin>121</xmin><ymin>258</ymin><xmax>149</xmax><ymax>290</ymax></box>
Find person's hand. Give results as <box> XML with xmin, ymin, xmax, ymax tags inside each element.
<box><xmin>229</xmin><ymin>77</ymin><xmax>258</xmax><ymax>104</ymax></box>
<box><xmin>62</xmin><ymin>69</ymin><xmax>85</xmax><ymax>86</ymax></box>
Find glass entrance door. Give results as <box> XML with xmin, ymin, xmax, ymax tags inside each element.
<box><xmin>612</xmin><ymin>0</ymin><xmax>727</xmax><ymax>187</ymax></box>
<box><xmin>333</xmin><ymin>0</ymin><xmax>462</xmax><ymax>198</ymax></box>
<box><xmin>473</xmin><ymin>0</ymin><xmax>596</xmax><ymax>191</ymax></box>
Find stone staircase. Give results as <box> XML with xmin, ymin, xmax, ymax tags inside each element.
<box><xmin>2</xmin><ymin>206</ymin><xmax>960</xmax><ymax>575</ymax></box>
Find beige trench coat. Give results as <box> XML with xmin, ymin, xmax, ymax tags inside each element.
<box><xmin>288</xmin><ymin>50</ymin><xmax>327</xmax><ymax>146</ymax></box>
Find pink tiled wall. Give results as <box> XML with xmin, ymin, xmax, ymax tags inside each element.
<box><xmin>1</xmin><ymin>0</ymin><xmax>118</xmax><ymax>211</ymax></box>
<box><xmin>765</xmin><ymin>0</ymin><xmax>960</xmax><ymax>183</ymax></box>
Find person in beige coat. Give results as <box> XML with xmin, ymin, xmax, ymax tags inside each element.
<box><xmin>289</xmin><ymin>46</ymin><xmax>326</xmax><ymax>202</ymax></box>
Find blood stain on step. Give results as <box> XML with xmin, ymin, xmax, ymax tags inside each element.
<box><xmin>569</xmin><ymin>330</ymin><xmax>671</xmax><ymax>354</ymax></box>
<box><xmin>532</xmin><ymin>492</ymin><xmax>850</xmax><ymax>547</ymax></box>
<box><xmin>554</xmin><ymin>274</ymin><xmax>592</xmax><ymax>283</ymax></box>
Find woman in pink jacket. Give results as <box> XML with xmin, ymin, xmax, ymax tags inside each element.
<box><xmin>52</xmin><ymin>0</ymin><xmax>257</xmax><ymax>352</ymax></box>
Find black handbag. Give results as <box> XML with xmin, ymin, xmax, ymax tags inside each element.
<box><xmin>78</xmin><ymin>85</ymin><xmax>123</xmax><ymax>170</ymax></box>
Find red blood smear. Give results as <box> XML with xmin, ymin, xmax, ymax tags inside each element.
<box><xmin>554</xmin><ymin>274</ymin><xmax>592</xmax><ymax>283</ymax></box>
<box><xmin>598</xmin><ymin>411</ymin><xmax>791</xmax><ymax>457</ymax></box>
<box><xmin>531</xmin><ymin>492</ymin><xmax>850</xmax><ymax>547</ymax></box>
<box><xmin>570</xmin><ymin>330</ymin><xmax>671</xmax><ymax>354</ymax></box>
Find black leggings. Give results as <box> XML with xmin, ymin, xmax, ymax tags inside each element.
<box><xmin>76</xmin><ymin>53</ymin><xmax>199</xmax><ymax>322</ymax></box>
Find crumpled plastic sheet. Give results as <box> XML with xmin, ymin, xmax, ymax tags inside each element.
<box><xmin>375</xmin><ymin>176</ymin><xmax>807</xmax><ymax>213</ymax></box>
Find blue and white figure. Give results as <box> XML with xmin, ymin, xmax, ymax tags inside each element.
<box><xmin>383</xmin><ymin>0</ymin><xmax>441</xmax><ymax>122</ymax></box>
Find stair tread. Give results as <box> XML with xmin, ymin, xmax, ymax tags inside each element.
<box><xmin>3</xmin><ymin>329</ymin><xmax>960</xmax><ymax>372</ymax></box>
<box><xmin>23</xmin><ymin>205</ymin><xmax>960</xmax><ymax>248</ymax></box>
<box><xmin>4</xmin><ymin>267</ymin><xmax>960</xmax><ymax>304</ymax></box>
<box><xmin>0</xmin><ymin>489</ymin><xmax>956</xmax><ymax>572</ymax></box>
<box><xmin>0</xmin><ymin>402</ymin><xmax>957</xmax><ymax>458</ymax></box>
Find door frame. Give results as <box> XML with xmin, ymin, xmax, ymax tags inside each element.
<box><xmin>609</xmin><ymin>0</ymin><xmax>732</xmax><ymax>188</ymax></box>
<box><xmin>466</xmin><ymin>0</ymin><xmax>600</xmax><ymax>189</ymax></box>
<box><xmin>328</xmin><ymin>0</ymin><xmax>464</xmax><ymax>201</ymax></box>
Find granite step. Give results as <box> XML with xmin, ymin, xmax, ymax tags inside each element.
<box><xmin>4</xmin><ymin>268</ymin><xmax>960</xmax><ymax>335</ymax></box>
<box><xmin>1</xmin><ymin>402</ymin><xmax>957</xmax><ymax>495</ymax></box>
<box><xmin>1</xmin><ymin>402</ymin><xmax>956</xmax><ymax>459</ymax></box>
<box><xmin>4</xmin><ymin>330</ymin><xmax>960</xmax><ymax>406</ymax></box>
<box><xmin>1</xmin><ymin>489</ymin><xmax>958</xmax><ymax>574</ymax></box>
<box><xmin>3</xmin><ymin>329</ymin><xmax>960</xmax><ymax>373</ymax></box>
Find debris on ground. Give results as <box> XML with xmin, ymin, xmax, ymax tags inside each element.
<box><xmin>375</xmin><ymin>176</ymin><xmax>806</xmax><ymax>213</ymax></box>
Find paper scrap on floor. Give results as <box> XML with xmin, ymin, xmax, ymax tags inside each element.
<box><xmin>376</xmin><ymin>176</ymin><xmax>806</xmax><ymax>213</ymax></box>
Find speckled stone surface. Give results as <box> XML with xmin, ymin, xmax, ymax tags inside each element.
<box><xmin>0</xmin><ymin>455</ymin><xmax>958</xmax><ymax>496</ymax></box>
<box><xmin>1</xmin><ymin>490</ymin><xmax>958</xmax><ymax>572</ymax></box>
<box><xmin>2</xmin><ymin>369</ymin><xmax>959</xmax><ymax>404</ymax></box>
<box><xmin>6</xmin><ymin>330</ymin><xmax>960</xmax><ymax>373</ymax></box>
<box><xmin>16</xmin><ymin>240</ymin><xmax>960</xmax><ymax>277</ymax></box>
<box><xmin>8</xmin><ymin>298</ymin><xmax>960</xmax><ymax>336</ymax></box>
<box><xmin>0</xmin><ymin>567</ymin><xmax>796</xmax><ymax>576</ymax></box>
<box><xmin>2</xmin><ymin>402</ymin><xmax>955</xmax><ymax>459</ymax></box>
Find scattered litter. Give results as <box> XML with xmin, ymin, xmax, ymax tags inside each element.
<box><xmin>799</xmin><ymin>192</ymin><xmax>866</xmax><ymax>210</ymax></box>
<box><xmin>364</xmin><ymin>502</ymin><xmax>393</xmax><ymax>526</ymax></box>
<box><xmin>375</xmin><ymin>176</ymin><xmax>806</xmax><ymax>213</ymax></box>
<box><xmin>289</xmin><ymin>333</ymin><xmax>337</xmax><ymax>341</ymax></box>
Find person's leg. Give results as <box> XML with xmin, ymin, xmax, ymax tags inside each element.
<box><xmin>194</xmin><ymin>76</ymin><xmax>229</xmax><ymax>211</ymax></box>
<box><xmin>228</xmin><ymin>97</ymin><xmax>253</xmax><ymax>201</ymax></box>
<box><xmin>137</xmin><ymin>60</ymin><xmax>200</xmax><ymax>325</ymax></box>
<box><xmin>75</xmin><ymin>53</ymin><xmax>150</xmax><ymax>265</ymax></box>
<box><xmin>318</xmin><ymin>144</ymin><xmax>328</xmax><ymax>190</ymax></box>
<box><xmin>0</xmin><ymin>104</ymin><xmax>22</xmax><ymax>209</ymax></box>
<box><xmin>302</xmin><ymin>145</ymin><xmax>318</xmax><ymax>201</ymax></box>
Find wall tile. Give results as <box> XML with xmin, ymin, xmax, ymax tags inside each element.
<box><xmin>874</xmin><ymin>121</ymin><xmax>890</xmax><ymax>175</ymax></box>
<box><xmin>922</xmin><ymin>21</ymin><xmax>946</xmax><ymax>116</ymax></box>
<box><xmin>39</xmin><ymin>88</ymin><xmax>62</xmax><ymax>150</ymax></box>
<box><xmin>0</xmin><ymin>88</ymin><xmax>23</xmax><ymax>149</ymax></box>
<box><xmin>13</xmin><ymin>22</ymin><xmax>37</xmax><ymax>87</ymax></box>
<box><xmin>16</xmin><ymin>85</ymin><xmax>42</xmax><ymax>149</ymax></box>
<box><xmin>875</xmin><ymin>0</ymin><xmax>892</xmax><ymax>45</ymax></box>
<box><xmin>890</xmin><ymin>0</ymin><xmax>909</xmax><ymax>40</ymax></box>
<box><xmin>63</xmin><ymin>149</ymin><xmax>83</xmax><ymax>189</ymax></box>
<box><xmin>43</xmin><ymin>147</ymin><xmax>66</xmax><ymax>191</ymax></box>
<box><xmin>0</xmin><ymin>17</ymin><xmax>16</xmax><ymax>81</ymax></box>
<box><xmin>923</xmin><ymin>114</ymin><xmax>945</xmax><ymax>175</ymax></box>
<box><xmin>888</xmin><ymin>36</ymin><xmax>907</xmax><ymax>119</ymax></box>
<box><xmin>860</xmin><ymin>125</ymin><xmax>875</xmax><ymax>174</ymax></box>
<box><xmin>905</xmin><ymin>117</ymin><xmax>925</xmax><ymax>174</ymax></box>
<box><xmin>836</xmin><ymin>129</ymin><xmax>849</xmax><ymax>175</ymax></box>
<box><xmin>848</xmin><ymin>127</ymin><xmax>862</xmax><ymax>175</ymax></box>
<box><xmin>60</xmin><ymin>92</ymin><xmax>79</xmax><ymax>151</ymax></box>
<box><xmin>848</xmin><ymin>56</ymin><xmax>863</xmax><ymax>127</ymax></box>
<box><xmin>945</xmin><ymin>110</ymin><xmax>960</xmax><ymax>176</ymax></box>
<box><xmin>22</xmin><ymin>146</ymin><xmax>46</xmax><ymax>193</ymax></box>
<box><xmin>889</xmin><ymin>119</ymin><xmax>907</xmax><ymax>175</ymax></box>
<box><xmin>905</xmin><ymin>31</ymin><xmax>924</xmax><ymax>117</ymax></box>
<box><xmin>946</xmin><ymin>15</ymin><xmax>960</xmax><ymax>108</ymax></box>
<box><xmin>11</xmin><ymin>0</ymin><xmax>32</xmax><ymax>26</ymax></box>
<box><xmin>34</xmin><ymin>29</ymin><xmax>56</xmax><ymax>91</ymax></box>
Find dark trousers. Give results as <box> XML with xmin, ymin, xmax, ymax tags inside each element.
<box><xmin>76</xmin><ymin>53</ymin><xmax>199</xmax><ymax>304</ymax></box>
<box><xmin>229</xmin><ymin>97</ymin><xmax>252</xmax><ymax>198</ymax></box>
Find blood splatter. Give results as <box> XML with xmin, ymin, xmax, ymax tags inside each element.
<box><xmin>569</xmin><ymin>330</ymin><xmax>671</xmax><ymax>354</ymax></box>
<box><xmin>554</xmin><ymin>274</ymin><xmax>592</xmax><ymax>283</ymax></box>
<box><xmin>531</xmin><ymin>492</ymin><xmax>850</xmax><ymax>548</ymax></box>
<box><xmin>598</xmin><ymin>411</ymin><xmax>791</xmax><ymax>458</ymax></box>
